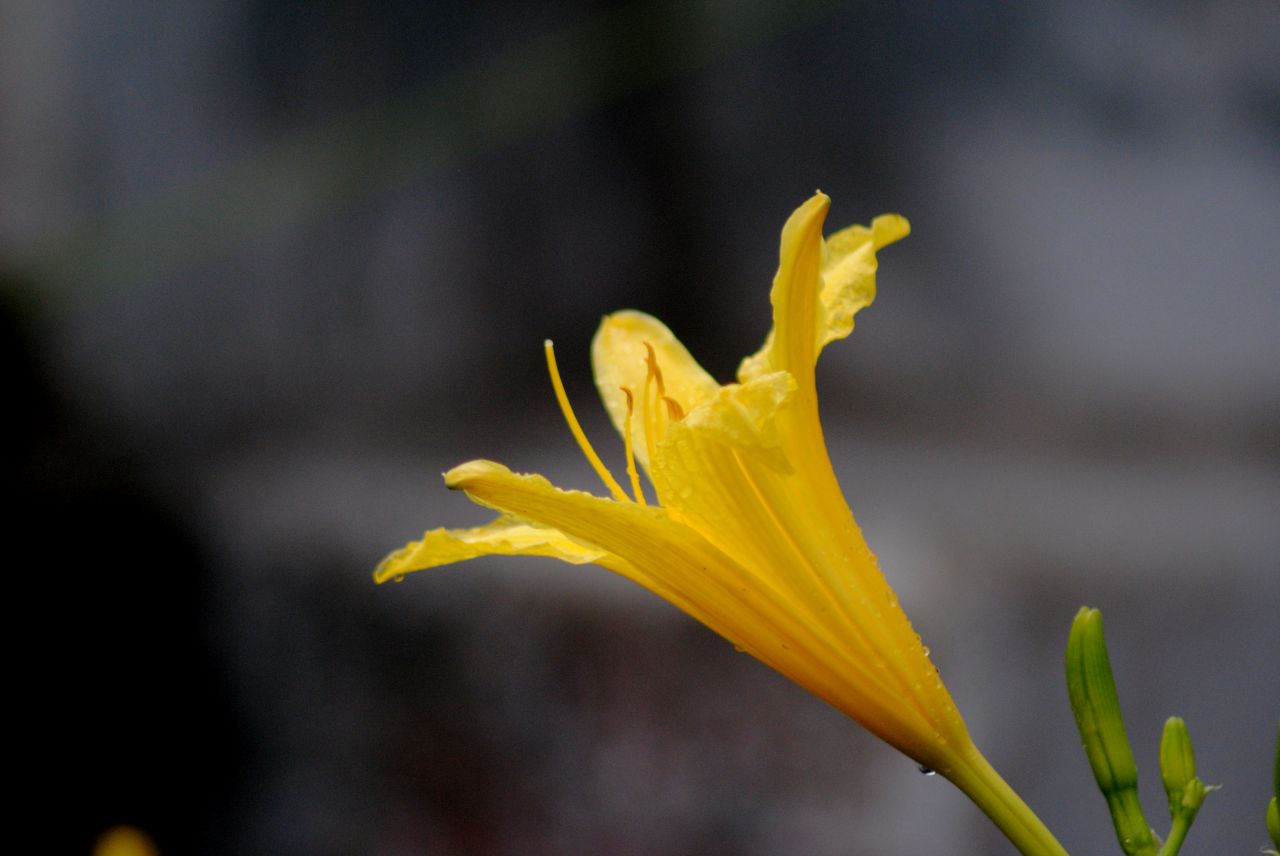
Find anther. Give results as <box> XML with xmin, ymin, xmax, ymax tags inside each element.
<box><xmin>643</xmin><ymin>342</ymin><xmax>666</xmax><ymax>396</ymax></box>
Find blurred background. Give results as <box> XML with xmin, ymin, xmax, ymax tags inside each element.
<box><xmin>5</xmin><ymin>1</ymin><xmax>1277</xmax><ymax>854</ymax></box>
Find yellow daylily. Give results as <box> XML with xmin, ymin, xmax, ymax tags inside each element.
<box><xmin>378</xmin><ymin>193</ymin><xmax>1067</xmax><ymax>856</ymax></box>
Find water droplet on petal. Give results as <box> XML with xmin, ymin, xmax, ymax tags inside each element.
<box><xmin>918</xmin><ymin>765</ymin><xmax>936</xmax><ymax>776</ymax></box>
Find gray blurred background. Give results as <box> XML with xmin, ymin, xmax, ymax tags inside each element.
<box><xmin>5</xmin><ymin>1</ymin><xmax>1277</xmax><ymax>854</ymax></box>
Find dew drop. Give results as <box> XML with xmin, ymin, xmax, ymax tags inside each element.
<box><xmin>918</xmin><ymin>765</ymin><xmax>936</xmax><ymax>776</ymax></box>
<box><xmin>922</xmin><ymin>645</ymin><xmax>931</xmax><ymax>656</ymax></box>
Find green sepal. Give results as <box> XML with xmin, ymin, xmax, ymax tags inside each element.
<box><xmin>1178</xmin><ymin>777</ymin><xmax>1207</xmax><ymax>820</ymax></box>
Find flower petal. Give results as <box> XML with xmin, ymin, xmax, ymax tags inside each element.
<box><xmin>373</xmin><ymin>513</ymin><xmax>610</xmax><ymax>583</ymax></box>
<box><xmin>739</xmin><ymin>194</ymin><xmax>908</xmax><ymax>383</ymax></box>
<box><xmin>443</xmin><ymin>460</ymin><xmax>831</xmax><ymax>652</ymax></box>
<box><xmin>653</xmin><ymin>383</ymin><xmax>936</xmax><ymax>707</ymax></box>
<box><xmin>441</xmin><ymin>460</ymin><xmax>740</xmax><ymax>620</ymax></box>
<box><xmin>660</xmin><ymin>380</ymin><xmax>963</xmax><ymax>757</ymax></box>
<box><xmin>443</xmin><ymin>459</ymin><xmax>948</xmax><ymax>758</ymax></box>
<box><xmin>668</xmin><ymin>371</ymin><xmax>797</xmax><ymax>475</ymax></box>
<box><xmin>591</xmin><ymin>309</ymin><xmax>719</xmax><ymax>472</ymax></box>
<box><xmin>819</xmin><ymin>213</ymin><xmax>910</xmax><ymax>351</ymax></box>
<box><xmin>653</xmin><ymin>368</ymin><xmax>968</xmax><ymax>756</ymax></box>
<box><xmin>738</xmin><ymin>192</ymin><xmax>830</xmax><ymax>386</ymax></box>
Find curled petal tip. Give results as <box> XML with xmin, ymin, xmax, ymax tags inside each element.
<box><xmin>443</xmin><ymin>459</ymin><xmax>504</xmax><ymax>489</ymax></box>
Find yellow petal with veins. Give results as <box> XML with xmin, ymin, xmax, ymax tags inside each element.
<box><xmin>374</xmin><ymin>513</ymin><xmax>611</xmax><ymax>583</ymax></box>
<box><xmin>652</xmin><ymin>377</ymin><xmax>964</xmax><ymax>755</ymax></box>
<box><xmin>819</xmin><ymin>213</ymin><xmax>910</xmax><ymax>350</ymax></box>
<box><xmin>738</xmin><ymin>193</ymin><xmax>830</xmax><ymax>388</ymax></box>
<box><xmin>442</xmin><ymin>458</ymin><xmax>948</xmax><ymax>763</ymax></box>
<box><xmin>739</xmin><ymin>195</ymin><xmax>909</xmax><ymax>385</ymax></box>
<box><xmin>443</xmin><ymin>459</ymin><xmax>770</xmax><ymax>635</ymax></box>
<box><xmin>667</xmin><ymin>370</ymin><xmax>797</xmax><ymax>476</ymax></box>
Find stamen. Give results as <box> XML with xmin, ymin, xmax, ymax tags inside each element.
<box><xmin>645</xmin><ymin>342</ymin><xmax>666</xmax><ymax>397</ymax></box>
<box><xmin>544</xmin><ymin>340</ymin><xmax>629</xmax><ymax>502</ymax></box>
<box><xmin>641</xmin><ymin>344</ymin><xmax>659</xmax><ymax>467</ymax></box>
<box><xmin>619</xmin><ymin>387</ymin><xmax>648</xmax><ymax>505</ymax></box>
<box><xmin>662</xmin><ymin>396</ymin><xmax>685</xmax><ymax>421</ymax></box>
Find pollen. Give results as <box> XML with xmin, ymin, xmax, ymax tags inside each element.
<box><xmin>644</xmin><ymin>342</ymin><xmax>666</xmax><ymax>397</ymax></box>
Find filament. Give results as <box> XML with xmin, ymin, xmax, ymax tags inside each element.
<box><xmin>619</xmin><ymin>387</ymin><xmax>648</xmax><ymax>505</ymax></box>
<box><xmin>641</xmin><ymin>344</ymin><xmax>659</xmax><ymax>467</ymax></box>
<box><xmin>544</xmin><ymin>340</ymin><xmax>629</xmax><ymax>502</ymax></box>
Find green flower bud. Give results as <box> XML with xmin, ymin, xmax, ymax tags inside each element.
<box><xmin>1067</xmin><ymin>609</ymin><xmax>1139</xmax><ymax>791</ymax></box>
<box><xmin>1160</xmin><ymin>717</ymin><xmax>1197</xmax><ymax>819</ymax></box>
<box><xmin>1066</xmin><ymin>607</ymin><xmax>1156</xmax><ymax>856</ymax></box>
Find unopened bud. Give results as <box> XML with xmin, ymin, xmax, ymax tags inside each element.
<box><xmin>1160</xmin><ymin>717</ymin><xmax>1197</xmax><ymax>818</ymax></box>
<box><xmin>1066</xmin><ymin>607</ymin><xmax>1156</xmax><ymax>856</ymax></box>
<box><xmin>1067</xmin><ymin>609</ymin><xmax>1139</xmax><ymax>791</ymax></box>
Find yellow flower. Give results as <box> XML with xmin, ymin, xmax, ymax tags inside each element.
<box><xmin>381</xmin><ymin>191</ymin><xmax>948</xmax><ymax>762</ymax></box>
<box><xmin>92</xmin><ymin>827</ymin><xmax>159</xmax><ymax>856</ymax></box>
<box><xmin>378</xmin><ymin>193</ymin><xmax>1066</xmax><ymax>856</ymax></box>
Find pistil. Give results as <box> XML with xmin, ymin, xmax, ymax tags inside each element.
<box><xmin>544</xmin><ymin>340</ymin><xmax>629</xmax><ymax>502</ymax></box>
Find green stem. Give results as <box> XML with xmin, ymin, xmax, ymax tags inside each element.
<box><xmin>1157</xmin><ymin>814</ymin><xmax>1191</xmax><ymax>856</ymax></box>
<box><xmin>1104</xmin><ymin>790</ymin><xmax>1158</xmax><ymax>856</ymax></box>
<box><xmin>943</xmin><ymin>744</ymin><xmax>1071</xmax><ymax>856</ymax></box>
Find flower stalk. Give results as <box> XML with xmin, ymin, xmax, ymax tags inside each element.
<box><xmin>944</xmin><ymin>745</ymin><xmax>1071</xmax><ymax>856</ymax></box>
